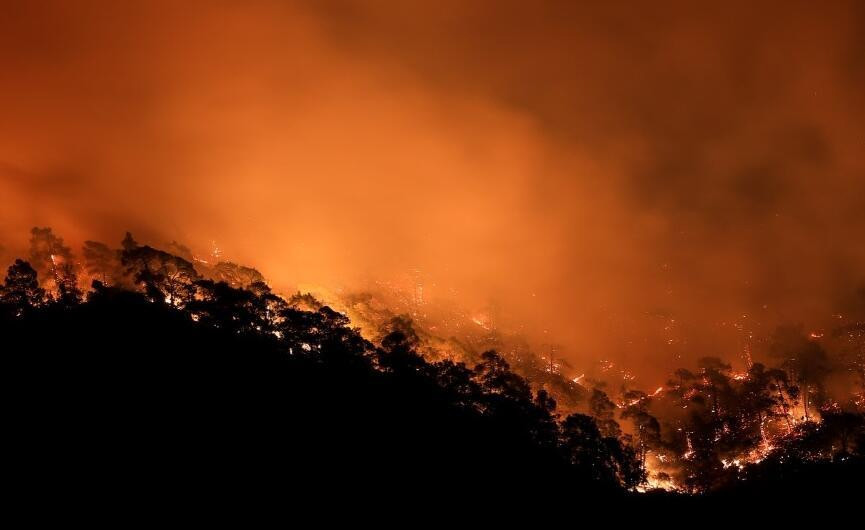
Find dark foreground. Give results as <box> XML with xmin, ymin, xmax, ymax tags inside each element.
<box><xmin>2</xmin><ymin>287</ymin><xmax>863</xmax><ymax>514</ymax></box>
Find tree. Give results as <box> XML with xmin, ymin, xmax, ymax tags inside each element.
<box><xmin>379</xmin><ymin>327</ymin><xmax>426</xmax><ymax>374</ymax></box>
<box><xmin>287</xmin><ymin>291</ymin><xmax>323</xmax><ymax>312</ymax></box>
<box><xmin>28</xmin><ymin>227</ymin><xmax>80</xmax><ymax>304</ymax></box>
<box><xmin>212</xmin><ymin>261</ymin><xmax>265</xmax><ymax>289</ymax></box>
<box><xmin>430</xmin><ymin>359</ymin><xmax>480</xmax><ymax>409</ymax></box>
<box><xmin>380</xmin><ymin>315</ymin><xmax>420</xmax><ymax>349</ymax></box>
<box><xmin>819</xmin><ymin>412</ymin><xmax>864</xmax><ymax>456</ymax></box>
<box><xmin>82</xmin><ymin>241</ymin><xmax>119</xmax><ymax>285</ymax></box>
<box><xmin>833</xmin><ymin>321</ymin><xmax>865</xmax><ymax>407</ymax></box>
<box><xmin>247</xmin><ymin>281</ymin><xmax>287</xmax><ymax>327</ymax></box>
<box><xmin>620</xmin><ymin>390</ymin><xmax>661</xmax><ymax>467</ymax></box>
<box><xmin>0</xmin><ymin>260</ymin><xmax>45</xmax><ymax>314</ymax></box>
<box><xmin>120</xmin><ymin>238</ymin><xmax>200</xmax><ymax>306</ymax></box>
<box><xmin>697</xmin><ymin>356</ymin><xmax>733</xmax><ymax>419</ymax></box>
<box><xmin>275</xmin><ymin>302</ymin><xmax>357</xmax><ymax>357</ymax></box>
<box><xmin>770</xmin><ymin>325</ymin><xmax>831</xmax><ymax>421</ymax></box>
<box><xmin>29</xmin><ymin>227</ymin><xmax>69</xmax><ymax>269</ymax></box>
<box><xmin>187</xmin><ymin>279</ymin><xmax>271</xmax><ymax>335</ymax></box>
<box><xmin>54</xmin><ymin>260</ymin><xmax>82</xmax><ymax>306</ymax></box>
<box><xmin>474</xmin><ymin>350</ymin><xmax>532</xmax><ymax>403</ymax></box>
<box><xmin>121</xmin><ymin>232</ymin><xmax>138</xmax><ymax>252</ymax></box>
<box><xmin>740</xmin><ymin>363</ymin><xmax>797</xmax><ymax>436</ymax></box>
<box><xmin>590</xmin><ymin>388</ymin><xmax>622</xmax><ymax>438</ymax></box>
<box><xmin>560</xmin><ymin>413</ymin><xmax>621</xmax><ymax>486</ymax></box>
<box><xmin>165</xmin><ymin>241</ymin><xmax>193</xmax><ymax>261</ymax></box>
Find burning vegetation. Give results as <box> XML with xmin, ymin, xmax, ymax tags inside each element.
<box><xmin>2</xmin><ymin>226</ymin><xmax>863</xmax><ymax>500</ymax></box>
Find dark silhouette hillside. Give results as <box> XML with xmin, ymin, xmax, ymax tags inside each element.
<box><xmin>2</xmin><ymin>281</ymin><xmax>634</xmax><ymax>508</ymax></box>
<box><xmin>2</xmin><ymin>229</ymin><xmax>863</xmax><ymax>511</ymax></box>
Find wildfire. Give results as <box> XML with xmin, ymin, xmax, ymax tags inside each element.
<box><xmin>640</xmin><ymin>452</ymin><xmax>680</xmax><ymax>492</ymax></box>
<box><xmin>6</xmin><ymin>226</ymin><xmax>863</xmax><ymax>496</ymax></box>
<box><xmin>471</xmin><ymin>314</ymin><xmax>490</xmax><ymax>330</ymax></box>
<box><xmin>683</xmin><ymin>433</ymin><xmax>694</xmax><ymax>460</ymax></box>
<box><xmin>598</xmin><ymin>359</ymin><xmax>637</xmax><ymax>383</ymax></box>
<box><xmin>721</xmin><ymin>458</ymin><xmax>744</xmax><ymax>470</ymax></box>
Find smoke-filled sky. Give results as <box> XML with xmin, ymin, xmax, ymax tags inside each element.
<box><xmin>2</xmin><ymin>1</ymin><xmax>864</xmax><ymax>375</ymax></box>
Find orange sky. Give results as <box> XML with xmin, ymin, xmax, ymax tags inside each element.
<box><xmin>1</xmin><ymin>1</ymin><xmax>864</xmax><ymax>376</ymax></box>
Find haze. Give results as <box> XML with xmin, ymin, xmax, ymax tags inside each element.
<box><xmin>2</xmin><ymin>1</ymin><xmax>864</xmax><ymax>378</ymax></box>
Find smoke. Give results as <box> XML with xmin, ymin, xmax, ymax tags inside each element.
<box><xmin>2</xmin><ymin>0</ymin><xmax>864</xmax><ymax>378</ymax></box>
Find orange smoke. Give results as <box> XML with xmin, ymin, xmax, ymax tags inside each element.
<box><xmin>2</xmin><ymin>1</ymin><xmax>865</xmax><ymax>379</ymax></box>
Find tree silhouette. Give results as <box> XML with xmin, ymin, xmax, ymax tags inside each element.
<box><xmin>3</xmin><ymin>225</ymin><xmax>863</xmax><ymax>501</ymax></box>
<box><xmin>120</xmin><ymin>237</ymin><xmax>200</xmax><ymax>306</ymax></box>
<box><xmin>121</xmin><ymin>231</ymin><xmax>138</xmax><ymax>252</ymax></box>
<box><xmin>187</xmin><ymin>279</ymin><xmax>274</xmax><ymax>335</ymax></box>
<box><xmin>82</xmin><ymin>240</ymin><xmax>119</xmax><ymax>285</ymax></box>
<box><xmin>770</xmin><ymin>325</ymin><xmax>831</xmax><ymax>421</ymax></box>
<box><xmin>0</xmin><ymin>259</ymin><xmax>45</xmax><ymax>315</ymax></box>
<box><xmin>697</xmin><ymin>356</ymin><xmax>733</xmax><ymax>419</ymax></box>
<box><xmin>28</xmin><ymin>227</ymin><xmax>80</xmax><ymax>305</ymax></box>
<box><xmin>287</xmin><ymin>291</ymin><xmax>323</xmax><ymax>312</ymax></box>
<box><xmin>164</xmin><ymin>240</ymin><xmax>194</xmax><ymax>261</ymax></box>
<box><xmin>475</xmin><ymin>350</ymin><xmax>533</xmax><ymax>402</ymax></box>
<box><xmin>620</xmin><ymin>390</ymin><xmax>661</xmax><ymax>467</ymax></box>
<box><xmin>590</xmin><ymin>388</ymin><xmax>622</xmax><ymax>438</ymax></box>
<box><xmin>833</xmin><ymin>321</ymin><xmax>865</xmax><ymax>403</ymax></box>
<box><xmin>211</xmin><ymin>261</ymin><xmax>265</xmax><ymax>289</ymax></box>
<box><xmin>560</xmin><ymin>413</ymin><xmax>619</xmax><ymax>485</ymax></box>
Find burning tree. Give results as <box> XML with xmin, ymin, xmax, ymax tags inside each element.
<box><xmin>590</xmin><ymin>388</ymin><xmax>623</xmax><ymax>438</ymax></box>
<box><xmin>82</xmin><ymin>240</ymin><xmax>119</xmax><ymax>286</ymax></box>
<box><xmin>28</xmin><ymin>227</ymin><xmax>81</xmax><ymax>305</ymax></box>
<box><xmin>833</xmin><ymin>321</ymin><xmax>865</xmax><ymax>410</ymax></box>
<box><xmin>210</xmin><ymin>261</ymin><xmax>265</xmax><ymax>289</ymax></box>
<box><xmin>620</xmin><ymin>389</ymin><xmax>661</xmax><ymax>468</ymax></box>
<box><xmin>120</xmin><ymin>233</ymin><xmax>200</xmax><ymax>306</ymax></box>
<box><xmin>770</xmin><ymin>325</ymin><xmax>831</xmax><ymax>422</ymax></box>
<box><xmin>2</xmin><ymin>225</ymin><xmax>863</xmax><ymax>497</ymax></box>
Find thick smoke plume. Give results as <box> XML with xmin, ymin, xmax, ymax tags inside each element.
<box><xmin>2</xmin><ymin>1</ymin><xmax>864</xmax><ymax>379</ymax></box>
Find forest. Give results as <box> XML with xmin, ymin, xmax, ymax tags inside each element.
<box><xmin>2</xmin><ymin>227</ymin><xmax>863</xmax><ymax>506</ymax></box>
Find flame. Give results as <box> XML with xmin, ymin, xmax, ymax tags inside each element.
<box><xmin>471</xmin><ymin>315</ymin><xmax>490</xmax><ymax>330</ymax></box>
